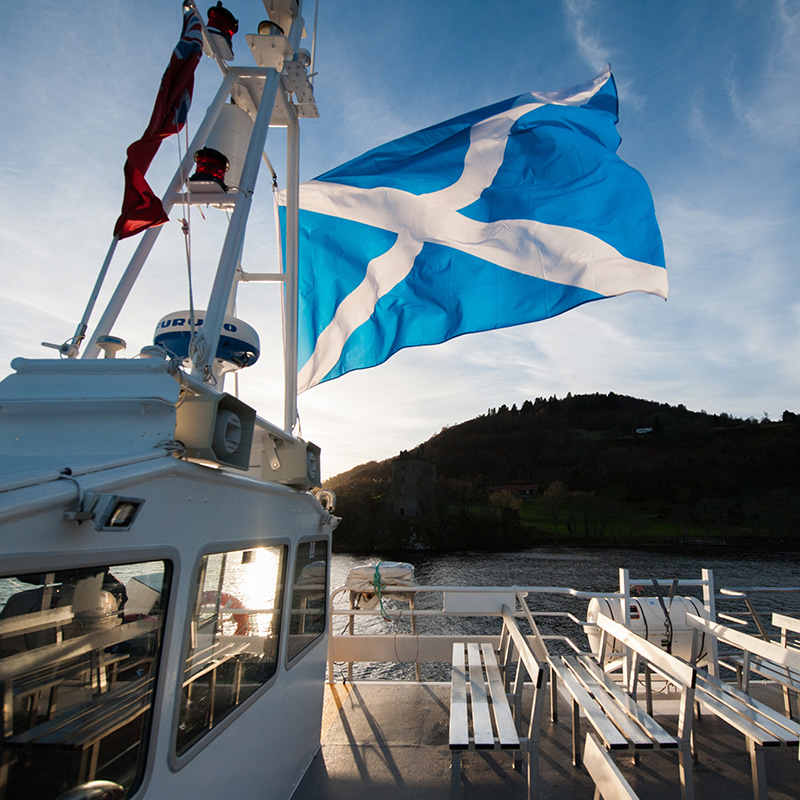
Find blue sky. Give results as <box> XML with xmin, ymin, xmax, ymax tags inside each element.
<box><xmin>1</xmin><ymin>1</ymin><xmax>799</xmax><ymax>478</ymax></box>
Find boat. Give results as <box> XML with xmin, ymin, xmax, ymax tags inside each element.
<box><xmin>0</xmin><ymin>2</ymin><xmax>335</xmax><ymax>798</ymax></box>
<box><xmin>1</xmin><ymin>2</ymin><xmax>799</xmax><ymax>800</ymax></box>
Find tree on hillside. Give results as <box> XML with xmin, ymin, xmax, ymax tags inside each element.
<box><xmin>541</xmin><ymin>481</ymin><xmax>568</xmax><ymax>533</ymax></box>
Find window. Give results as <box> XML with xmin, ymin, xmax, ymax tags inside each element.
<box><xmin>0</xmin><ymin>561</ymin><xmax>169</xmax><ymax>800</ymax></box>
<box><xmin>177</xmin><ymin>546</ymin><xmax>286</xmax><ymax>754</ymax></box>
<box><xmin>287</xmin><ymin>540</ymin><xmax>328</xmax><ymax>662</ymax></box>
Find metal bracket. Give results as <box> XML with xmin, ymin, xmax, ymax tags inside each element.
<box><xmin>262</xmin><ymin>434</ymin><xmax>282</xmax><ymax>470</ymax></box>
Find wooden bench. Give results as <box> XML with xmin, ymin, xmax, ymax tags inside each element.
<box><xmin>1</xmin><ymin>674</ymin><xmax>154</xmax><ymax>790</ymax></box>
<box><xmin>550</xmin><ymin>612</ymin><xmax>696</xmax><ymax>800</ymax></box>
<box><xmin>686</xmin><ymin>613</ymin><xmax>800</xmax><ymax>800</ymax></box>
<box><xmin>732</xmin><ymin>612</ymin><xmax>800</xmax><ymax>720</ymax></box>
<box><xmin>1</xmin><ymin>618</ymin><xmax>157</xmax><ymax>740</ymax></box>
<box><xmin>583</xmin><ymin>731</ymin><xmax>640</xmax><ymax>800</ymax></box>
<box><xmin>449</xmin><ymin>605</ymin><xmax>547</xmax><ymax>800</ymax></box>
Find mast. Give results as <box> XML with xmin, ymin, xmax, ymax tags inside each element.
<box><xmin>78</xmin><ymin>0</ymin><xmax>316</xmax><ymax>437</ymax></box>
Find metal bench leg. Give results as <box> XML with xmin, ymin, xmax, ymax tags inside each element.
<box><xmin>747</xmin><ymin>739</ymin><xmax>767</xmax><ymax>800</ymax></box>
<box><xmin>450</xmin><ymin>751</ymin><xmax>461</xmax><ymax>800</ymax></box>
<box><xmin>550</xmin><ymin>669</ymin><xmax>559</xmax><ymax>723</ymax></box>
<box><xmin>527</xmin><ymin>743</ymin><xmax>538</xmax><ymax>800</ymax></box>
<box><xmin>781</xmin><ymin>686</ymin><xmax>794</xmax><ymax>720</ymax></box>
<box><xmin>571</xmin><ymin>699</ymin><xmax>581</xmax><ymax>767</ymax></box>
<box><xmin>679</xmin><ymin>740</ymin><xmax>695</xmax><ymax>800</ymax></box>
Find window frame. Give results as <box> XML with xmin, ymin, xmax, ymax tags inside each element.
<box><xmin>170</xmin><ymin>537</ymin><xmax>290</xmax><ymax>768</ymax></box>
<box><xmin>285</xmin><ymin>536</ymin><xmax>330</xmax><ymax>669</ymax></box>
<box><xmin>0</xmin><ymin>554</ymin><xmax>174</xmax><ymax>800</ymax></box>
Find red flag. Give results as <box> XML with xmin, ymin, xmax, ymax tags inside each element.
<box><xmin>114</xmin><ymin>6</ymin><xmax>203</xmax><ymax>239</ymax></box>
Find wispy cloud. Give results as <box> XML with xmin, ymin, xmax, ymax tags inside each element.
<box><xmin>561</xmin><ymin>0</ymin><xmax>613</xmax><ymax>69</ymax></box>
<box><xmin>725</xmin><ymin>0</ymin><xmax>800</xmax><ymax>147</ymax></box>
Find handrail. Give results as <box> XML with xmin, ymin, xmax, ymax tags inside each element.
<box><xmin>331</xmin><ymin>583</ymin><xmax>625</xmax><ymax>600</ymax></box>
<box><xmin>326</xmin><ymin>578</ymin><xmax>800</xmax><ymax>684</ymax></box>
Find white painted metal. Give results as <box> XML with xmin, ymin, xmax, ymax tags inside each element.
<box><xmin>82</xmin><ymin>71</ymin><xmax>239</xmax><ymax>361</ymax></box>
<box><xmin>283</xmin><ymin>104</ymin><xmax>300</xmax><ymax>432</ymax></box>
<box><xmin>201</xmin><ymin>102</ymin><xmax>255</xmax><ymax>189</ymax></box>
<box><xmin>0</xmin><ymin>453</ymin><xmax>333</xmax><ymax>800</ymax></box>
<box><xmin>0</xmin><ymin>5</ymin><xmax>329</xmax><ymax>798</ymax></box>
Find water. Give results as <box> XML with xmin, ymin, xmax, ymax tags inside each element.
<box><xmin>330</xmin><ymin>546</ymin><xmax>800</xmax><ymax>680</ymax></box>
<box><xmin>333</xmin><ymin>547</ymin><xmax>800</xmax><ymax>595</ymax></box>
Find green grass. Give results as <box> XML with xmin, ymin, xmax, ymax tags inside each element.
<box><xmin>518</xmin><ymin>498</ymin><xmax>724</xmax><ymax>544</ymax></box>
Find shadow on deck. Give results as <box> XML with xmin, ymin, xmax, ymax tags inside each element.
<box><xmin>293</xmin><ymin>681</ymin><xmax>800</xmax><ymax>800</ymax></box>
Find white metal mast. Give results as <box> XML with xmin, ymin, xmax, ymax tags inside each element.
<box><xmin>76</xmin><ymin>0</ymin><xmax>315</xmax><ymax>438</ymax></box>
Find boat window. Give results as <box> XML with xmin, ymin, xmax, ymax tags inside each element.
<box><xmin>176</xmin><ymin>546</ymin><xmax>286</xmax><ymax>755</ymax></box>
<box><xmin>0</xmin><ymin>561</ymin><xmax>170</xmax><ymax>800</ymax></box>
<box><xmin>287</xmin><ymin>539</ymin><xmax>329</xmax><ymax>662</ymax></box>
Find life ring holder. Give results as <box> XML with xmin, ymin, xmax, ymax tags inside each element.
<box><xmin>202</xmin><ymin>590</ymin><xmax>251</xmax><ymax>635</ymax></box>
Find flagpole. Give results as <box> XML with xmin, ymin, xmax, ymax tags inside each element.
<box><xmin>283</xmin><ymin>106</ymin><xmax>300</xmax><ymax>433</ymax></box>
<box><xmin>43</xmin><ymin>236</ymin><xmax>119</xmax><ymax>358</ymax></box>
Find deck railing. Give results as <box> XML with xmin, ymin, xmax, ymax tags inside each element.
<box><xmin>326</xmin><ymin>569</ymin><xmax>800</xmax><ymax>684</ymax></box>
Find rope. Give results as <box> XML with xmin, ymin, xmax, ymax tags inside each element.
<box><xmin>372</xmin><ymin>561</ymin><xmax>390</xmax><ymax>621</ymax></box>
<box><xmin>651</xmin><ymin>579</ymin><xmax>675</xmax><ymax>654</ymax></box>
<box><xmin>176</xmin><ymin>123</ymin><xmax>199</xmax><ymax>359</ymax></box>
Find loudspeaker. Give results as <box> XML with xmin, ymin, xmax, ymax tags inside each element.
<box><xmin>261</xmin><ymin>436</ymin><xmax>321</xmax><ymax>489</ymax></box>
<box><xmin>175</xmin><ymin>393</ymin><xmax>256</xmax><ymax>470</ymax></box>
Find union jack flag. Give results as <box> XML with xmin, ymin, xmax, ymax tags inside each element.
<box><xmin>114</xmin><ymin>5</ymin><xmax>203</xmax><ymax>240</ymax></box>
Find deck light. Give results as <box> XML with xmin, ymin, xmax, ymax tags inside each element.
<box><xmin>207</xmin><ymin>2</ymin><xmax>239</xmax><ymax>48</ymax></box>
<box><xmin>257</xmin><ymin>20</ymin><xmax>284</xmax><ymax>36</ymax></box>
<box><xmin>190</xmin><ymin>147</ymin><xmax>230</xmax><ymax>190</ymax></box>
<box><xmin>98</xmin><ymin>497</ymin><xmax>145</xmax><ymax>531</ymax></box>
<box><xmin>63</xmin><ymin>492</ymin><xmax>145</xmax><ymax>532</ymax></box>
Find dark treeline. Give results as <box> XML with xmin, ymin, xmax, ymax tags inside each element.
<box><xmin>325</xmin><ymin>393</ymin><xmax>800</xmax><ymax>552</ymax></box>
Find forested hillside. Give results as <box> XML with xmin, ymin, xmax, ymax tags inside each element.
<box><xmin>325</xmin><ymin>393</ymin><xmax>800</xmax><ymax>552</ymax></box>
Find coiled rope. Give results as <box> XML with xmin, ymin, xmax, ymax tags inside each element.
<box><xmin>372</xmin><ymin>561</ymin><xmax>390</xmax><ymax>621</ymax></box>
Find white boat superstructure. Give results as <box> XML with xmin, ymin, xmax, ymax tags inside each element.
<box><xmin>0</xmin><ymin>2</ymin><xmax>336</xmax><ymax>798</ymax></box>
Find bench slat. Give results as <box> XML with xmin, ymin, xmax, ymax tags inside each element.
<box><xmin>584</xmin><ymin>732</ymin><xmax>640</xmax><ymax>800</ymax></box>
<box><xmin>449</xmin><ymin>643</ymin><xmax>469</xmax><ymax>749</ymax></box>
<box><xmin>467</xmin><ymin>643</ymin><xmax>494</xmax><ymax>748</ymax></box>
<box><xmin>700</xmin><ymin>671</ymin><xmax>800</xmax><ymax>740</ymax></box>
<box><xmin>577</xmin><ymin>656</ymin><xmax>677</xmax><ymax>749</ymax></box>
<box><xmin>565</xmin><ymin>655</ymin><xmax>677</xmax><ymax>750</ymax></box>
<box><xmin>563</xmin><ymin>656</ymin><xmax>652</xmax><ymax>748</ymax></box>
<box><xmin>694</xmin><ymin>674</ymin><xmax>793</xmax><ymax>746</ymax></box>
<box><xmin>480</xmin><ymin>643</ymin><xmax>518</xmax><ymax>748</ymax></box>
<box><xmin>687</xmin><ymin>613</ymin><xmax>800</xmax><ymax>674</ymax></box>
<box><xmin>772</xmin><ymin>613</ymin><xmax>800</xmax><ymax>637</ymax></box>
<box><xmin>550</xmin><ymin>657</ymin><xmax>628</xmax><ymax>750</ymax></box>
<box><xmin>596</xmin><ymin>614</ymin><xmax>695</xmax><ymax>689</ymax></box>
<box><xmin>500</xmin><ymin>606</ymin><xmax>544</xmax><ymax>686</ymax></box>
<box><xmin>8</xmin><ymin>676</ymin><xmax>153</xmax><ymax>746</ymax></box>
<box><xmin>734</xmin><ymin>654</ymin><xmax>800</xmax><ymax>691</ymax></box>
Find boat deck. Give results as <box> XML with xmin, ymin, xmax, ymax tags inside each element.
<box><xmin>294</xmin><ymin>680</ymin><xmax>800</xmax><ymax>799</ymax></box>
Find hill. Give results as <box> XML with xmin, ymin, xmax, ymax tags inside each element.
<box><xmin>324</xmin><ymin>393</ymin><xmax>800</xmax><ymax>552</ymax></box>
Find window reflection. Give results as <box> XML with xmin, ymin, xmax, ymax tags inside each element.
<box><xmin>287</xmin><ymin>540</ymin><xmax>328</xmax><ymax>662</ymax></box>
<box><xmin>0</xmin><ymin>562</ymin><xmax>169</xmax><ymax>800</ymax></box>
<box><xmin>177</xmin><ymin>547</ymin><xmax>286</xmax><ymax>755</ymax></box>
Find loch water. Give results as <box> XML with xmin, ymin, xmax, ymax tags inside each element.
<box><xmin>330</xmin><ymin>546</ymin><xmax>800</xmax><ymax>680</ymax></box>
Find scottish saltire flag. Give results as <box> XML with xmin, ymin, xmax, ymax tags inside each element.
<box><xmin>114</xmin><ymin>5</ymin><xmax>203</xmax><ymax>239</ymax></box>
<box><xmin>293</xmin><ymin>69</ymin><xmax>667</xmax><ymax>392</ymax></box>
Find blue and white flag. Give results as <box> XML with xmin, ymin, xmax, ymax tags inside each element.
<box><xmin>292</xmin><ymin>69</ymin><xmax>667</xmax><ymax>392</ymax></box>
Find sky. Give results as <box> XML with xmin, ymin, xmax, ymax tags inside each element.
<box><xmin>1</xmin><ymin>0</ymin><xmax>799</xmax><ymax>479</ymax></box>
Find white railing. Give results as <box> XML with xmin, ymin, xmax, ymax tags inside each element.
<box><xmin>327</xmin><ymin>582</ymin><xmax>620</xmax><ymax>683</ymax></box>
<box><xmin>326</xmin><ymin>570</ymin><xmax>800</xmax><ymax>684</ymax></box>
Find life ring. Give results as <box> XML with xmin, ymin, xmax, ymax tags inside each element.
<box><xmin>202</xmin><ymin>591</ymin><xmax>250</xmax><ymax>635</ymax></box>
